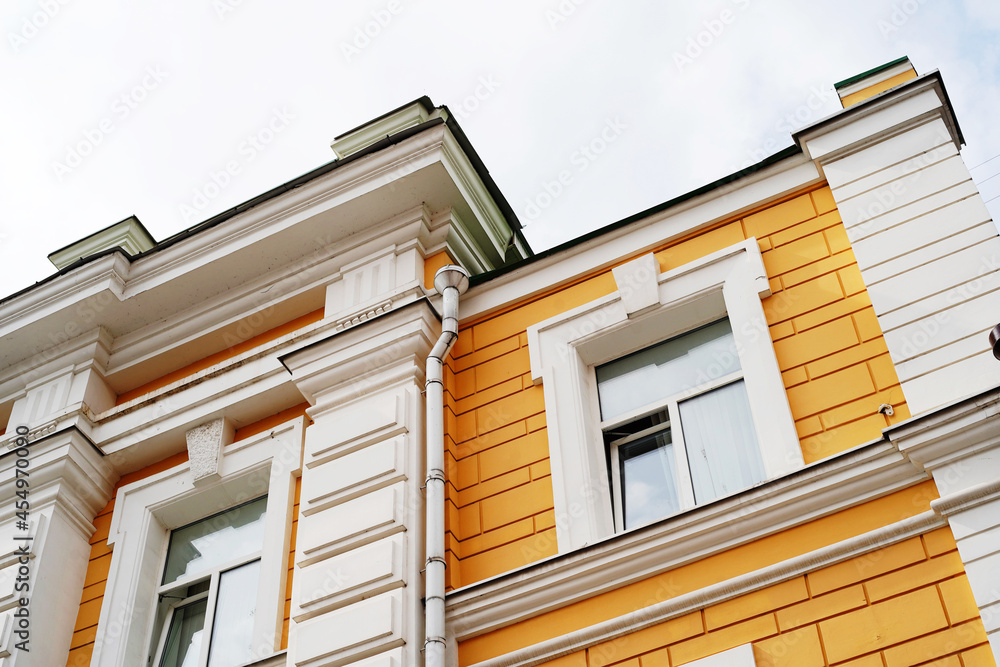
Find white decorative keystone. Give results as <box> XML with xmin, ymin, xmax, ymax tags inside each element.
<box><xmin>185</xmin><ymin>418</ymin><xmax>234</xmax><ymax>486</ymax></box>
<box><xmin>612</xmin><ymin>253</ymin><xmax>660</xmax><ymax>318</ymax></box>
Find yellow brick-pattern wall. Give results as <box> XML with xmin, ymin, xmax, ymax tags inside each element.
<box><xmin>281</xmin><ymin>476</ymin><xmax>301</xmax><ymax>650</ymax></box>
<box><xmin>743</xmin><ymin>188</ymin><xmax>910</xmax><ymax>463</ymax></box>
<box><xmin>66</xmin><ymin>495</ymin><xmax>114</xmax><ymax>667</ymax></box>
<box><xmin>457</xmin><ymin>481</ymin><xmax>941</xmax><ymax>663</ymax></box>
<box><xmin>534</xmin><ymin>526</ymin><xmax>993</xmax><ymax>667</ymax></box>
<box><xmin>445</xmin><ymin>185</ymin><xmax>911</xmax><ymax>590</ymax></box>
<box><xmin>443</xmin><ymin>273</ymin><xmax>618</xmax><ymax>586</ymax></box>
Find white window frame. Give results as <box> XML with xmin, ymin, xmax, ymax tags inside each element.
<box><xmin>527</xmin><ymin>240</ymin><xmax>803</xmax><ymax>552</ymax></box>
<box><xmin>602</xmin><ymin>349</ymin><xmax>756</xmax><ymax>530</ymax></box>
<box><xmin>90</xmin><ymin>417</ymin><xmax>305</xmax><ymax>667</ymax></box>
<box><xmin>151</xmin><ymin>496</ymin><xmax>267</xmax><ymax>667</ymax></box>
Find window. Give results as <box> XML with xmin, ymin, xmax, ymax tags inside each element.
<box><xmin>91</xmin><ymin>417</ymin><xmax>304</xmax><ymax>667</ymax></box>
<box><xmin>527</xmin><ymin>241</ymin><xmax>803</xmax><ymax>551</ymax></box>
<box><xmin>598</xmin><ymin>319</ymin><xmax>765</xmax><ymax>530</ymax></box>
<box><xmin>150</xmin><ymin>497</ymin><xmax>268</xmax><ymax>667</ymax></box>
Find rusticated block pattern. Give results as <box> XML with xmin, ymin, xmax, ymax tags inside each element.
<box><xmin>445</xmin><ymin>185</ymin><xmax>912</xmax><ymax>589</ymax></box>
<box><xmin>469</xmin><ymin>525</ymin><xmax>994</xmax><ymax>667</ymax></box>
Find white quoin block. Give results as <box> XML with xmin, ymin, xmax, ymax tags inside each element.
<box><xmin>185</xmin><ymin>418</ymin><xmax>234</xmax><ymax>486</ymax></box>
<box><xmin>803</xmin><ymin>89</ymin><xmax>1000</xmax><ymax>415</ymax></box>
<box><xmin>294</xmin><ymin>535</ymin><xmax>403</xmax><ymax>621</ymax></box>
<box><xmin>295</xmin><ymin>590</ymin><xmax>401</xmax><ymax>667</ymax></box>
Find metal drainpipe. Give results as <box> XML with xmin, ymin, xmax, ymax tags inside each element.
<box><xmin>425</xmin><ymin>265</ymin><xmax>470</xmax><ymax>666</ymax></box>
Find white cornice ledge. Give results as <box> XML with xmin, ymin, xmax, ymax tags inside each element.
<box><xmin>0</xmin><ymin>253</ymin><xmax>128</xmax><ymax>337</ymax></box>
<box><xmin>0</xmin><ymin>429</ymin><xmax>117</xmax><ymax>537</ymax></box>
<box><xmin>888</xmin><ymin>386</ymin><xmax>1000</xmax><ymax>471</ymax></box>
<box><xmin>931</xmin><ymin>478</ymin><xmax>1000</xmax><ymax>517</ymax></box>
<box><xmin>281</xmin><ymin>300</ymin><xmax>438</xmax><ymax>412</ymax></box>
<box><xmin>463</xmin><ymin>511</ymin><xmax>944</xmax><ymax>667</ymax></box>
<box><xmin>446</xmin><ymin>440</ymin><xmax>925</xmax><ymax>641</ymax></box>
<box><xmin>795</xmin><ymin>72</ymin><xmax>961</xmax><ymax>167</ymax></box>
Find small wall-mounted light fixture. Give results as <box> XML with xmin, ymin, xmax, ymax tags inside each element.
<box><xmin>877</xmin><ymin>403</ymin><xmax>894</xmax><ymax>416</ymax></box>
<box><xmin>991</xmin><ymin>324</ymin><xmax>1000</xmax><ymax>360</ymax></box>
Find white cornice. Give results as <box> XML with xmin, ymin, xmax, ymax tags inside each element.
<box><xmin>331</xmin><ymin>101</ymin><xmax>432</xmax><ymax>159</ymax></box>
<box><xmin>2</xmin><ymin>122</ymin><xmax>519</xmax><ymax>393</ymax></box>
<box><xmin>887</xmin><ymin>386</ymin><xmax>1000</xmax><ymax>471</ymax></box>
<box><xmin>281</xmin><ymin>300</ymin><xmax>438</xmax><ymax>412</ymax></box>
<box><xmin>439</xmin><ymin>130</ymin><xmax>510</xmax><ymax>260</ymax></box>
<box><xmin>446</xmin><ymin>440</ymin><xmax>925</xmax><ymax>642</ymax></box>
<box><xmin>931</xmin><ymin>478</ymin><xmax>1000</xmax><ymax>517</ymax></box>
<box><xmin>795</xmin><ymin>72</ymin><xmax>961</xmax><ymax>167</ymax></box>
<box><xmin>0</xmin><ymin>253</ymin><xmax>127</xmax><ymax>340</ymax></box>
<box><xmin>0</xmin><ymin>327</ymin><xmax>113</xmax><ymax>402</ymax></box>
<box><xmin>122</xmin><ymin>131</ymin><xmax>446</xmax><ymax>296</ymax></box>
<box><xmin>460</xmin><ymin>511</ymin><xmax>944</xmax><ymax>667</ymax></box>
<box><xmin>0</xmin><ymin>428</ymin><xmax>117</xmax><ymax>533</ymax></box>
<box><xmin>47</xmin><ymin>215</ymin><xmax>156</xmax><ymax>270</ymax></box>
<box><xmin>460</xmin><ymin>155</ymin><xmax>821</xmax><ymax>322</ymax></box>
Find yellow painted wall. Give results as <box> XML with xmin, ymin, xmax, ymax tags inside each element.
<box><xmin>282</xmin><ymin>477</ymin><xmax>301</xmax><ymax>650</ymax></box>
<box><xmin>533</xmin><ymin>525</ymin><xmax>992</xmax><ymax>667</ymax></box>
<box><xmin>425</xmin><ymin>250</ymin><xmax>456</xmax><ymax>290</ymax></box>
<box><xmin>445</xmin><ymin>185</ymin><xmax>912</xmax><ymax>591</ymax></box>
<box><xmin>840</xmin><ymin>68</ymin><xmax>918</xmax><ymax>108</ymax></box>
<box><xmin>64</xmin><ymin>404</ymin><xmax>310</xmax><ymax>667</ymax></box>
<box><xmin>457</xmin><ymin>481</ymin><xmax>943</xmax><ymax>663</ymax></box>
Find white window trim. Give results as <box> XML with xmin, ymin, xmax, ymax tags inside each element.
<box><xmin>688</xmin><ymin>643</ymin><xmax>757</xmax><ymax>666</ymax></box>
<box><xmin>527</xmin><ymin>239</ymin><xmax>803</xmax><ymax>552</ymax></box>
<box><xmin>91</xmin><ymin>417</ymin><xmax>305</xmax><ymax>667</ymax></box>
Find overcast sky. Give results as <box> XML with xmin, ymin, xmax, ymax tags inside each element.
<box><xmin>1</xmin><ymin>0</ymin><xmax>998</xmax><ymax>299</ymax></box>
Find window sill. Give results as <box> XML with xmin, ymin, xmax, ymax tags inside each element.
<box><xmin>237</xmin><ymin>650</ymin><xmax>288</xmax><ymax>667</ymax></box>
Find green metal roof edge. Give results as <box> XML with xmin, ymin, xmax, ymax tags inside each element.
<box><xmin>834</xmin><ymin>56</ymin><xmax>911</xmax><ymax>90</ymax></box>
<box><xmin>470</xmin><ymin>143</ymin><xmax>804</xmax><ymax>287</ymax></box>
<box><xmin>46</xmin><ymin>214</ymin><xmax>155</xmax><ymax>260</ymax></box>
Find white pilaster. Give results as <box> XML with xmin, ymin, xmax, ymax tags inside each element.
<box><xmin>282</xmin><ymin>302</ymin><xmax>438</xmax><ymax>667</ymax></box>
<box><xmin>797</xmin><ymin>72</ymin><xmax>1000</xmax><ymax>416</ymax></box>
<box><xmin>890</xmin><ymin>388</ymin><xmax>1000</xmax><ymax>661</ymax></box>
<box><xmin>0</xmin><ymin>428</ymin><xmax>116</xmax><ymax>666</ymax></box>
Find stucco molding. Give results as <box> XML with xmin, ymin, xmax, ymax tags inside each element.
<box><xmin>94</xmin><ymin>417</ymin><xmax>304</xmax><ymax>667</ymax></box>
<box><xmin>446</xmin><ymin>440</ymin><xmax>925</xmax><ymax>643</ymax></box>
<box><xmin>525</xmin><ymin>238</ymin><xmax>799</xmax><ymax>551</ymax></box>
<box><xmin>460</xmin><ymin>510</ymin><xmax>944</xmax><ymax>667</ymax></box>
<box><xmin>888</xmin><ymin>386</ymin><xmax>1000</xmax><ymax>473</ymax></box>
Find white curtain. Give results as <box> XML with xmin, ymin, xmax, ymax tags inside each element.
<box><xmin>679</xmin><ymin>380</ymin><xmax>764</xmax><ymax>504</ymax></box>
<box><xmin>597</xmin><ymin>319</ymin><xmax>740</xmax><ymax>420</ymax></box>
<box><xmin>208</xmin><ymin>559</ymin><xmax>262</xmax><ymax>667</ymax></box>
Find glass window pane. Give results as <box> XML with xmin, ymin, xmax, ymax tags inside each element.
<box><xmin>163</xmin><ymin>497</ymin><xmax>267</xmax><ymax>585</ymax></box>
<box><xmin>596</xmin><ymin>319</ymin><xmax>740</xmax><ymax>420</ymax></box>
<box><xmin>680</xmin><ymin>380</ymin><xmax>765</xmax><ymax>505</ymax></box>
<box><xmin>620</xmin><ymin>429</ymin><xmax>680</xmax><ymax>530</ymax></box>
<box><xmin>158</xmin><ymin>598</ymin><xmax>207</xmax><ymax>667</ymax></box>
<box><xmin>207</xmin><ymin>559</ymin><xmax>261</xmax><ymax>667</ymax></box>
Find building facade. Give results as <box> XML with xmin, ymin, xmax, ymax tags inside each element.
<box><xmin>1</xmin><ymin>57</ymin><xmax>1000</xmax><ymax>666</ymax></box>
